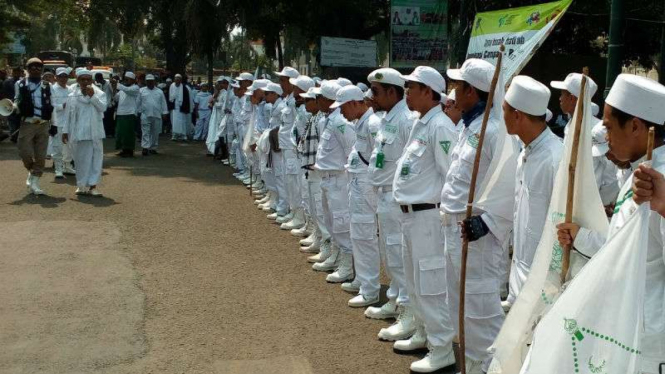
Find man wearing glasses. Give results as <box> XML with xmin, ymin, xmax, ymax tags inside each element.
<box><xmin>15</xmin><ymin>58</ymin><xmax>55</xmax><ymax>195</ymax></box>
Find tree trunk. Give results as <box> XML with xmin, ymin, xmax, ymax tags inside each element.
<box><xmin>276</xmin><ymin>35</ymin><xmax>284</xmax><ymax>71</ymax></box>
<box><xmin>207</xmin><ymin>49</ymin><xmax>214</xmax><ymax>87</ymax></box>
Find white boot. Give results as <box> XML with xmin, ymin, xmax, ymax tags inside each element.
<box><xmin>54</xmin><ymin>160</ymin><xmax>64</xmax><ymax>179</ymax></box>
<box><xmin>365</xmin><ymin>299</ymin><xmax>399</xmax><ymax>320</ymax></box>
<box><xmin>456</xmin><ymin>358</ymin><xmax>484</xmax><ymax>374</ymax></box>
<box><xmin>275</xmin><ymin>212</ymin><xmax>293</xmax><ymax>224</ymax></box>
<box><xmin>291</xmin><ymin>216</ymin><xmax>311</xmax><ymax>237</ymax></box>
<box><xmin>410</xmin><ymin>345</ymin><xmax>456</xmax><ymax>373</ymax></box>
<box><xmin>307</xmin><ymin>239</ymin><xmax>331</xmax><ymax>264</ymax></box>
<box><xmin>326</xmin><ymin>251</ymin><xmax>354</xmax><ymax>283</ymax></box>
<box><xmin>280</xmin><ymin>208</ymin><xmax>305</xmax><ymax>230</ymax></box>
<box><xmin>267</xmin><ymin>212</ymin><xmax>279</xmax><ymax>220</ymax></box>
<box><xmin>377</xmin><ymin>305</ymin><xmax>417</xmax><ymax>341</ymax></box>
<box><xmin>312</xmin><ymin>243</ymin><xmax>340</xmax><ymax>272</ymax></box>
<box><xmin>29</xmin><ymin>176</ymin><xmax>45</xmax><ymax>195</ymax></box>
<box><xmin>63</xmin><ymin>164</ymin><xmax>76</xmax><ymax>175</ymax></box>
<box><xmin>300</xmin><ymin>229</ymin><xmax>318</xmax><ymax>246</ymax></box>
<box><xmin>394</xmin><ymin>326</ymin><xmax>427</xmax><ymax>352</ymax></box>
<box><xmin>341</xmin><ymin>279</ymin><xmax>361</xmax><ymax>293</ymax></box>
<box><xmin>348</xmin><ymin>294</ymin><xmax>379</xmax><ymax>308</ymax></box>
<box><xmin>26</xmin><ymin>172</ymin><xmax>32</xmax><ymax>191</ymax></box>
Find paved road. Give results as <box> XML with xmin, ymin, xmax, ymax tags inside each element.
<box><xmin>0</xmin><ymin>137</ymin><xmax>452</xmax><ymax>374</ymax></box>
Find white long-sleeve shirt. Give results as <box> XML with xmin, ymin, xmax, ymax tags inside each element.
<box><xmin>115</xmin><ymin>84</ymin><xmax>140</xmax><ymax>116</ymax></box>
<box><xmin>368</xmin><ymin>99</ymin><xmax>414</xmax><ymax>187</ymax></box>
<box><xmin>593</xmin><ymin>155</ymin><xmax>620</xmax><ymax>206</ymax></box>
<box><xmin>62</xmin><ymin>85</ymin><xmax>107</xmax><ymax>142</ymax></box>
<box><xmin>346</xmin><ymin>108</ymin><xmax>377</xmax><ymax>174</ymax></box>
<box><xmin>138</xmin><ymin>86</ymin><xmax>168</xmax><ymax>120</ymax></box>
<box><xmin>278</xmin><ymin>94</ymin><xmax>297</xmax><ymax>149</ymax></box>
<box><xmin>51</xmin><ymin>83</ymin><xmax>71</xmax><ymax>127</ymax></box>
<box><xmin>393</xmin><ymin>105</ymin><xmax>457</xmax><ymax>204</ymax></box>
<box><xmin>315</xmin><ymin>108</ymin><xmax>355</xmax><ymax>171</ymax></box>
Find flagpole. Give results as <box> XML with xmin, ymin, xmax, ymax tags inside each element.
<box><xmin>647</xmin><ymin>127</ymin><xmax>655</xmax><ymax>161</ymax></box>
<box><xmin>560</xmin><ymin>68</ymin><xmax>589</xmax><ymax>284</ymax></box>
<box><xmin>459</xmin><ymin>44</ymin><xmax>504</xmax><ymax>374</ymax></box>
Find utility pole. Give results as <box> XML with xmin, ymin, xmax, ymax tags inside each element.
<box><xmin>604</xmin><ymin>0</ymin><xmax>625</xmax><ymax>97</ymax></box>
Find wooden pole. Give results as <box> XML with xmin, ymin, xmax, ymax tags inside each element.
<box><xmin>560</xmin><ymin>70</ymin><xmax>589</xmax><ymax>284</ymax></box>
<box><xmin>458</xmin><ymin>44</ymin><xmax>504</xmax><ymax>374</ymax></box>
<box><xmin>647</xmin><ymin>127</ymin><xmax>655</xmax><ymax>161</ymax></box>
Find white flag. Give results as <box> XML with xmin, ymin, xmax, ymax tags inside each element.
<box><xmin>520</xmin><ymin>202</ymin><xmax>649</xmax><ymax>374</ymax></box>
<box><xmin>488</xmin><ymin>78</ymin><xmax>608</xmax><ymax>373</ymax></box>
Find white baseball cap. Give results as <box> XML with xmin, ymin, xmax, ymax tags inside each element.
<box><xmin>367</xmin><ymin>68</ymin><xmax>404</xmax><ymax>88</ymax></box>
<box><xmin>55</xmin><ymin>67</ymin><xmax>70</xmax><ymax>76</ymax></box>
<box><xmin>300</xmin><ymin>87</ymin><xmax>319</xmax><ymax>99</ymax></box>
<box><xmin>145</xmin><ymin>74</ymin><xmax>156</xmax><ymax>81</ymax></box>
<box><xmin>289</xmin><ymin>75</ymin><xmax>315</xmax><ymax>92</ymax></box>
<box><xmin>76</xmin><ymin>69</ymin><xmax>92</xmax><ymax>77</ymax></box>
<box><xmin>401</xmin><ymin>66</ymin><xmax>446</xmax><ymax>95</ymax></box>
<box><xmin>550</xmin><ymin>73</ymin><xmax>598</xmax><ymax>98</ymax></box>
<box><xmin>439</xmin><ymin>93</ymin><xmax>448</xmax><ymax>103</ymax></box>
<box><xmin>448</xmin><ymin>88</ymin><xmax>456</xmax><ymax>102</ymax></box>
<box><xmin>244</xmin><ymin>79</ymin><xmax>270</xmax><ymax>96</ymax></box>
<box><xmin>505</xmin><ymin>75</ymin><xmax>551</xmax><ymax>116</ymax></box>
<box><xmin>591</xmin><ymin>120</ymin><xmax>609</xmax><ymax>157</ymax></box>
<box><xmin>605</xmin><ymin>73</ymin><xmax>665</xmax><ymax>125</ymax></box>
<box><xmin>356</xmin><ymin>82</ymin><xmax>368</xmax><ymax>92</ymax></box>
<box><xmin>236</xmin><ymin>72</ymin><xmax>254</xmax><ymax>81</ymax></box>
<box><xmin>447</xmin><ymin>59</ymin><xmax>494</xmax><ymax>92</ymax></box>
<box><xmin>320</xmin><ymin>81</ymin><xmax>342</xmax><ymax>101</ymax></box>
<box><xmin>262</xmin><ymin>82</ymin><xmax>283</xmax><ymax>96</ymax></box>
<box><xmin>330</xmin><ymin>85</ymin><xmax>364</xmax><ymax>109</ymax></box>
<box><xmin>125</xmin><ymin>72</ymin><xmax>136</xmax><ymax>80</ymax></box>
<box><xmin>276</xmin><ymin>67</ymin><xmax>300</xmax><ymax>79</ymax></box>
<box><xmin>336</xmin><ymin>77</ymin><xmax>352</xmax><ymax>87</ymax></box>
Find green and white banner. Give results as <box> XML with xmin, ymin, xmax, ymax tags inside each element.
<box><xmin>390</xmin><ymin>0</ymin><xmax>448</xmax><ymax>70</ymax></box>
<box><xmin>466</xmin><ymin>0</ymin><xmax>572</xmax><ymax>79</ymax></box>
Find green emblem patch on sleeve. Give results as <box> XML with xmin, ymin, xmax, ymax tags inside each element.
<box><xmin>439</xmin><ymin>140</ymin><xmax>451</xmax><ymax>154</ymax></box>
<box><xmin>337</xmin><ymin>124</ymin><xmax>345</xmax><ymax>134</ymax></box>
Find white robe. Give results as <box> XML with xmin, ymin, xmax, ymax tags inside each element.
<box><xmin>169</xmin><ymin>83</ymin><xmax>193</xmax><ymax>136</ymax></box>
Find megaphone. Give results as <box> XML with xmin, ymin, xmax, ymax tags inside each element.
<box><xmin>0</xmin><ymin>99</ymin><xmax>14</xmax><ymax>117</ymax></box>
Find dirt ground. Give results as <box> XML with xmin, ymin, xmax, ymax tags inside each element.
<box><xmin>0</xmin><ymin>137</ymin><xmax>457</xmax><ymax>374</ymax></box>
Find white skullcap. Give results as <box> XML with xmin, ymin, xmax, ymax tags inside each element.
<box><xmin>546</xmin><ymin>109</ymin><xmax>553</xmax><ymax>123</ymax></box>
<box><xmin>320</xmin><ymin>81</ymin><xmax>342</xmax><ymax>101</ymax></box>
<box><xmin>76</xmin><ymin>69</ymin><xmax>92</xmax><ymax>77</ymax></box>
<box><xmin>447</xmin><ymin>58</ymin><xmax>494</xmax><ymax>92</ymax></box>
<box><xmin>591</xmin><ymin>102</ymin><xmax>599</xmax><ymax>117</ymax></box>
<box><xmin>124</xmin><ymin>72</ymin><xmax>136</xmax><ymax>80</ymax></box>
<box><xmin>401</xmin><ymin>66</ymin><xmax>446</xmax><ymax>95</ymax></box>
<box><xmin>505</xmin><ymin>75</ymin><xmax>551</xmax><ymax>116</ymax></box>
<box><xmin>300</xmin><ymin>87</ymin><xmax>319</xmax><ymax>99</ymax></box>
<box><xmin>145</xmin><ymin>74</ymin><xmax>155</xmax><ymax>81</ymax></box>
<box><xmin>289</xmin><ymin>75</ymin><xmax>315</xmax><ymax>92</ymax></box>
<box><xmin>356</xmin><ymin>82</ymin><xmax>368</xmax><ymax>92</ymax></box>
<box><xmin>174</xmin><ymin>74</ymin><xmax>182</xmax><ymax>79</ymax></box>
<box><xmin>330</xmin><ymin>85</ymin><xmax>364</xmax><ymax>109</ymax></box>
<box><xmin>550</xmin><ymin>73</ymin><xmax>598</xmax><ymax>98</ymax></box>
<box><xmin>276</xmin><ymin>67</ymin><xmax>300</xmax><ymax>79</ymax></box>
<box><xmin>591</xmin><ymin>120</ymin><xmax>609</xmax><ymax>157</ymax></box>
<box><xmin>606</xmin><ymin>74</ymin><xmax>665</xmax><ymax>125</ymax></box>
<box><xmin>236</xmin><ymin>72</ymin><xmax>254</xmax><ymax>81</ymax></box>
<box><xmin>56</xmin><ymin>67</ymin><xmax>70</xmax><ymax>76</ymax></box>
<box><xmin>262</xmin><ymin>82</ymin><xmax>283</xmax><ymax>96</ymax></box>
<box><xmin>337</xmin><ymin>78</ymin><xmax>352</xmax><ymax>87</ymax></box>
<box><xmin>367</xmin><ymin>68</ymin><xmax>404</xmax><ymax>88</ymax></box>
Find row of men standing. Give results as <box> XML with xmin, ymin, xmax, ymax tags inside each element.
<box><xmin>204</xmin><ymin>62</ymin><xmax>665</xmax><ymax>374</ymax></box>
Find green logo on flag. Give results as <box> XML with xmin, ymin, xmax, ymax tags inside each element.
<box><xmin>440</xmin><ymin>140</ymin><xmax>451</xmax><ymax>154</ymax></box>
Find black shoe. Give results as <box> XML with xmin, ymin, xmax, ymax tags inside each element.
<box><xmin>149</xmin><ymin>150</ymin><xmax>158</xmax><ymax>155</ymax></box>
<box><xmin>142</xmin><ymin>149</ymin><xmax>149</xmax><ymax>156</ymax></box>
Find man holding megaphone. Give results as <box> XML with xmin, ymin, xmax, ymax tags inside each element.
<box><xmin>14</xmin><ymin>57</ymin><xmax>54</xmax><ymax>195</ymax></box>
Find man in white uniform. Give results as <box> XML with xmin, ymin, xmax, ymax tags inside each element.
<box><xmin>392</xmin><ymin>66</ymin><xmax>458</xmax><ymax>373</ymax></box>
<box><xmin>169</xmin><ymin>74</ymin><xmax>193</xmax><ymax>141</ymax></box>
<box><xmin>500</xmin><ymin>76</ymin><xmax>564</xmax><ymax>311</ymax></box>
<box><xmin>62</xmin><ymin>69</ymin><xmax>107</xmax><ymax>196</ymax></box>
<box><xmin>365</xmin><ymin>69</ymin><xmax>416</xmax><ymax>335</ymax></box>
<box><xmin>206</xmin><ymin>77</ymin><xmax>229</xmax><ymax>156</ymax></box>
<box><xmin>332</xmin><ymin>85</ymin><xmax>381</xmax><ymax>303</ymax></box>
<box><xmin>443</xmin><ymin>59</ymin><xmax>513</xmax><ymax>373</ymax></box>
<box><xmin>559</xmin><ymin>74</ymin><xmax>665</xmax><ymax>374</ymax></box>
<box><xmin>138</xmin><ymin>74</ymin><xmax>168</xmax><ymax>155</ymax></box>
<box><xmin>550</xmin><ymin>72</ymin><xmax>598</xmax><ymax>137</ymax></box>
<box><xmin>113</xmin><ymin>72</ymin><xmax>140</xmax><ymax>157</ymax></box>
<box><xmin>590</xmin><ymin>120</ymin><xmax>621</xmax><ymax>207</ymax></box>
<box><xmin>51</xmin><ymin>67</ymin><xmax>73</xmax><ymax>178</ymax></box>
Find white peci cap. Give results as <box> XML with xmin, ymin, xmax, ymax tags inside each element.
<box><xmin>320</xmin><ymin>80</ymin><xmax>342</xmax><ymax>101</ymax></box>
<box><xmin>447</xmin><ymin>59</ymin><xmax>494</xmax><ymax>92</ymax></box>
<box><xmin>550</xmin><ymin>73</ymin><xmax>598</xmax><ymax>99</ymax></box>
<box><xmin>401</xmin><ymin>66</ymin><xmax>446</xmax><ymax>95</ymax></box>
<box><xmin>367</xmin><ymin>68</ymin><xmax>404</xmax><ymax>88</ymax></box>
<box><xmin>76</xmin><ymin>69</ymin><xmax>92</xmax><ymax>77</ymax></box>
<box><xmin>605</xmin><ymin>73</ymin><xmax>665</xmax><ymax>125</ymax></box>
<box><xmin>145</xmin><ymin>74</ymin><xmax>155</xmax><ymax>81</ymax></box>
<box><xmin>276</xmin><ymin>67</ymin><xmax>300</xmax><ymax>79</ymax></box>
<box><xmin>289</xmin><ymin>75</ymin><xmax>315</xmax><ymax>92</ymax></box>
<box><xmin>125</xmin><ymin>72</ymin><xmax>136</xmax><ymax>80</ymax></box>
<box><xmin>591</xmin><ymin>102</ymin><xmax>599</xmax><ymax>117</ymax></box>
<box><xmin>56</xmin><ymin>67</ymin><xmax>70</xmax><ymax>76</ymax></box>
<box><xmin>591</xmin><ymin>120</ymin><xmax>609</xmax><ymax>157</ymax></box>
<box><xmin>330</xmin><ymin>85</ymin><xmax>364</xmax><ymax>109</ymax></box>
<box><xmin>262</xmin><ymin>82</ymin><xmax>283</xmax><ymax>96</ymax></box>
<box><xmin>505</xmin><ymin>75</ymin><xmax>551</xmax><ymax>116</ymax></box>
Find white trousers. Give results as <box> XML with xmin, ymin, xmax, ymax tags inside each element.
<box><xmin>300</xmin><ymin>172</ymin><xmax>309</xmax><ymax>214</ymax></box>
<box><xmin>349</xmin><ymin>173</ymin><xmax>380</xmax><ymax>298</ymax></box>
<box><xmin>72</xmin><ymin>139</ymin><xmax>103</xmax><ymax>188</ymax></box>
<box><xmin>50</xmin><ymin>131</ymin><xmax>74</xmax><ymax>170</ymax></box>
<box><xmin>377</xmin><ymin>189</ymin><xmax>410</xmax><ymax>306</ymax></box>
<box><xmin>235</xmin><ymin>124</ymin><xmax>246</xmax><ymax>171</ymax></box>
<box><xmin>284</xmin><ymin>149</ymin><xmax>301</xmax><ymax>211</ymax></box>
<box><xmin>307</xmin><ymin>171</ymin><xmax>330</xmax><ymax>240</ymax></box>
<box><xmin>272</xmin><ymin>151</ymin><xmax>288</xmax><ymax>215</ymax></box>
<box><xmin>141</xmin><ymin>117</ymin><xmax>162</xmax><ymax>150</ymax></box>
<box><xmin>171</xmin><ymin>111</ymin><xmax>189</xmax><ymax>138</ymax></box>
<box><xmin>443</xmin><ymin>212</ymin><xmax>506</xmax><ymax>369</ymax></box>
<box><xmin>401</xmin><ymin>208</ymin><xmax>455</xmax><ymax>347</ymax></box>
<box><xmin>320</xmin><ymin>172</ymin><xmax>351</xmax><ymax>254</ymax></box>
<box><xmin>194</xmin><ymin>111</ymin><xmax>210</xmax><ymax>140</ymax></box>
